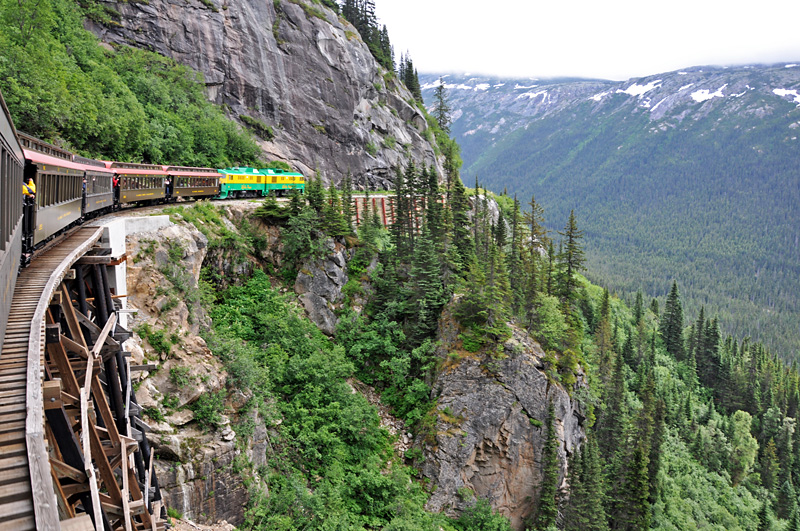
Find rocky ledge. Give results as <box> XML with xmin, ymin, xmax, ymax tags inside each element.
<box><xmin>419</xmin><ymin>311</ymin><xmax>588</xmax><ymax>530</ymax></box>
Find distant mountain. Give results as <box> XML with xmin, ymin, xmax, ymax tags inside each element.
<box><xmin>421</xmin><ymin>64</ymin><xmax>800</xmax><ymax>357</ymax></box>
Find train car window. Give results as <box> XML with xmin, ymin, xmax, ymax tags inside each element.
<box><xmin>1</xmin><ymin>150</ymin><xmax>6</xmax><ymax>251</ymax></box>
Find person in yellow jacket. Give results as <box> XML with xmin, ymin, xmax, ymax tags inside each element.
<box><xmin>22</xmin><ymin>177</ymin><xmax>35</xmax><ymax>198</ymax></box>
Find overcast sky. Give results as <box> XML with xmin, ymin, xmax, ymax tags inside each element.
<box><xmin>375</xmin><ymin>0</ymin><xmax>800</xmax><ymax>81</ymax></box>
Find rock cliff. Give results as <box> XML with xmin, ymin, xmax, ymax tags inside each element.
<box><xmin>88</xmin><ymin>0</ymin><xmax>444</xmax><ymax>187</ymax></box>
<box><xmin>124</xmin><ymin>215</ymin><xmax>272</xmax><ymax>526</ymax></box>
<box><xmin>419</xmin><ymin>308</ymin><xmax>588</xmax><ymax>530</ymax></box>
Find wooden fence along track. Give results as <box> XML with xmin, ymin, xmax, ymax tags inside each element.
<box><xmin>0</xmin><ymin>227</ymin><xmax>165</xmax><ymax>530</ymax></box>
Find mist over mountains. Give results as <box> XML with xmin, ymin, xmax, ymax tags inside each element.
<box><xmin>421</xmin><ymin>64</ymin><xmax>800</xmax><ymax>357</ymax></box>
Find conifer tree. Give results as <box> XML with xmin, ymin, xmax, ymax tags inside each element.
<box><xmin>432</xmin><ymin>77</ymin><xmax>452</xmax><ymax>134</ymax></box>
<box><xmin>564</xmin><ymin>435</ymin><xmax>608</xmax><ymax>531</ymax></box>
<box><xmin>410</xmin><ymin>223</ymin><xmax>445</xmax><ymax>341</ymax></box>
<box><xmin>556</xmin><ymin>210</ymin><xmax>585</xmax><ymax>308</ymax></box>
<box><xmin>449</xmin><ymin>176</ymin><xmax>473</xmax><ymax>270</ymax></box>
<box><xmin>523</xmin><ymin>194</ymin><xmax>548</xmax><ymax>248</ymax></box>
<box><xmin>508</xmin><ymin>196</ymin><xmax>524</xmax><ymax>315</ymax></box>
<box><xmin>649</xmin><ymin>298</ymin><xmax>659</xmax><ymax>318</ymax></box>
<box><xmin>534</xmin><ymin>403</ymin><xmax>559</xmax><ymax>530</ymax></box>
<box><xmin>659</xmin><ymin>281</ymin><xmax>685</xmax><ymax>361</ymax></box>
<box><xmin>545</xmin><ymin>241</ymin><xmax>556</xmax><ymax>297</ymax></box>
<box><xmin>757</xmin><ymin>499</ymin><xmax>772</xmax><ymax>531</ymax></box>
<box><xmin>633</xmin><ymin>291</ymin><xmax>644</xmax><ymax>324</ymax></box>
<box><xmin>288</xmin><ymin>187</ymin><xmax>304</xmax><ymax>217</ymax></box>
<box><xmin>306</xmin><ymin>170</ymin><xmax>325</xmax><ymax>213</ymax></box>
<box><xmin>778</xmin><ymin>480</ymin><xmax>797</xmax><ymax>520</ymax></box>
<box><xmin>391</xmin><ymin>166</ymin><xmax>410</xmax><ymax>255</ymax></box>
<box><xmin>324</xmin><ymin>181</ymin><xmax>347</xmax><ymax>236</ymax></box>
<box><xmin>789</xmin><ymin>508</ymin><xmax>800</xmax><ymax>531</ymax></box>
<box><xmin>342</xmin><ymin>172</ymin><xmax>354</xmax><ymax>233</ymax></box>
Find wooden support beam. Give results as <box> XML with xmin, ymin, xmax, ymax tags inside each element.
<box><xmin>76</xmin><ymin>253</ymin><xmax>126</xmax><ymax>266</ymax></box>
<box><xmin>61</xmin><ymin>335</ymin><xmax>90</xmax><ymax>360</ymax></box>
<box><xmin>90</xmin><ymin>313</ymin><xmax>117</xmax><ymax>359</ymax></box>
<box><xmin>44</xmin><ymin>380</ymin><xmax>63</xmax><ymax>410</ymax></box>
<box><xmin>50</xmin><ymin>457</ymin><xmax>87</xmax><ymax>483</ymax></box>
<box><xmin>75</xmin><ymin>310</ymin><xmax>119</xmax><ymax>350</ymax></box>
<box><xmin>45</xmin><ymin>319</ymin><xmax>82</xmax><ymax>399</ymax></box>
<box><xmin>121</xmin><ymin>437</ymin><xmax>133</xmax><ymax>531</ymax></box>
<box><xmin>59</xmin><ymin>283</ymin><xmax>89</xmax><ymax>348</ymax></box>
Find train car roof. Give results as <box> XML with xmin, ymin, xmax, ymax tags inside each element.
<box><xmin>165</xmin><ymin>166</ymin><xmax>221</xmax><ymax>177</ymax></box>
<box><xmin>25</xmin><ymin>148</ymin><xmax>92</xmax><ymax>172</ymax></box>
<box><xmin>218</xmin><ymin>167</ymin><xmax>261</xmax><ymax>175</ymax></box>
<box><xmin>105</xmin><ymin>161</ymin><xmax>167</xmax><ymax>175</ymax></box>
<box><xmin>73</xmin><ymin>156</ymin><xmax>114</xmax><ymax>176</ymax></box>
<box><xmin>259</xmin><ymin>168</ymin><xmax>303</xmax><ymax>176</ymax></box>
<box><xmin>0</xmin><ymin>93</ymin><xmax>25</xmax><ymax>164</ymax></box>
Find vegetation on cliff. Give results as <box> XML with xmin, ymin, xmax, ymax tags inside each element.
<box><xmin>0</xmin><ymin>0</ymin><xmax>263</xmax><ymax>164</ymax></box>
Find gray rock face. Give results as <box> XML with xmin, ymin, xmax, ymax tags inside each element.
<box><xmin>420</xmin><ymin>318</ymin><xmax>587</xmax><ymax>530</ymax></box>
<box><xmin>88</xmin><ymin>0</ymin><xmax>443</xmax><ymax>187</ymax></box>
<box><xmin>294</xmin><ymin>239</ymin><xmax>350</xmax><ymax>335</ymax></box>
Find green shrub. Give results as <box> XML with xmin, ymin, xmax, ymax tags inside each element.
<box><xmin>192</xmin><ymin>391</ymin><xmax>226</xmax><ymax>431</ymax></box>
<box><xmin>137</xmin><ymin>324</ymin><xmax>171</xmax><ymax>356</ymax></box>
<box><xmin>169</xmin><ymin>366</ymin><xmax>192</xmax><ymax>388</ymax></box>
<box><xmin>365</xmin><ymin>141</ymin><xmax>378</xmax><ymax>156</ymax></box>
<box><xmin>239</xmin><ymin>114</ymin><xmax>275</xmax><ymax>140</ymax></box>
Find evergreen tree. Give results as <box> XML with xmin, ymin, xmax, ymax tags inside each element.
<box><xmin>523</xmin><ymin>194</ymin><xmax>548</xmax><ymax>248</ymax></box>
<box><xmin>757</xmin><ymin>499</ymin><xmax>772</xmax><ymax>531</ymax></box>
<box><xmin>777</xmin><ymin>480</ymin><xmax>797</xmax><ymax>520</ymax></box>
<box><xmin>432</xmin><ymin>77</ymin><xmax>452</xmax><ymax>133</ymax></box>
<box><xmin>306</xmin><ymin>170</ymin><xmax>325</xmax><ymax>213</ymax></box>
<box><xmin>564</xmin><ymin>435</ymin><xmax>608</xmax><ymax>531</ymax></box>
<box><xmin>449</xmin><ymin>176</ymin><xmax>473</xmax><ymax>270</ymax></box>
<box><xmin>545</xmin><ymin>241</ymin><xmax>556</xmax><ymax>297</ymax></box>
<box><xmin>789</xmin><ymin>506</ymin><xmax>800</xmax><ymax>531</ymax></box>
<box><xmin>534</xmin><ymin>403</ymin><xmax>559</xmax><ymax>530</ymax></box>
<box><xmin>556</xmin><ymin>210</ymin><xmax>586</xmax><ymax>308</ymax></box>
<box><xmin>659</xmin><ymin>281</ymin><xmax>685</xmax><ymax>361</ymax></box>
<box><xmin>633</xmin><ymin>290</ymin><xmax>644</xmax><ymax>324</ymax></box>
<box><xmin>410</xmin><ymin>223</ymin><xmax>445</xmax><ymax>342</ymax></box>
<box><xmin>342</xmin><ymin>172</ymin><xmax>354</xmax><ymax>233</ymax></box>
<box><xmin>288</xmin><ymin>187</ymin><xmax>304</xmax><ymax>217</ymax></box>
<box><xmin>324</xmin><ymin>180</ymin><xmax>348</xmax><ymax>236</ymax></box>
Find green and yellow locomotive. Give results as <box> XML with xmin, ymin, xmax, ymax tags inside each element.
<box><xmin>218</xmin><ymin>167</ymin><xmax>304</xmax><ymax>199</ymax></box>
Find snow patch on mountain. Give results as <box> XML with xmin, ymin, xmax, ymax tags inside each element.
<box><xmin>617</xmin><ymin>80</ymin><xmax>661</xmax><ymax>97</ymax></box>
<box><xmin>731</xmin><ymin>85</ymin><xmax>752</xmax><ymax>98</ymax></box>
<box><xmin>517</xmin><ymin>90</ymin><xmax>548</xmax><ymax>100</ymax></box>
<box><xmin>786</xmin><ymin>64</ymin><xmax>798</xmax><ymax>68</ymax></box>
<box><xmin>590</xmin><ymin>91</ymin><xmax>610</xmax><ymax>102</ymax></box>
<box><xmin>679</xmin><ymin>83</ymin><xmax>694</xmax><ymax>91</ymax></box>
<box><xmin>514</xmin><ymin>84</ymin><xmax>538</xmax><ymax>90</ymax></box>
<box><xmin>691</xmin><ymin>85</ymin><xmax>727</xmax><ymax>102</ymax></box>
<box><xmin>773</xmin><ymin>88</ymin><xmax>800</xmax><ymax>105</ymax></box>
<box><xmin>475</xmin><ymin>84</ymin><xmax>490</xmax><ymax>91</ymax></box>
<box><xmin>650</xmin><ymin>97</ymin><xmax>668</xmax><ymax>112</ymax></box>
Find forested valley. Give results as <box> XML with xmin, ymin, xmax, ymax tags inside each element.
<box><xmin>153</xmin><ymin>143</ymin><xmax>800</xmax><ymax>529</ymax></box>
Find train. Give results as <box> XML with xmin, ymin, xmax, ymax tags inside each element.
<box><xmin>7</xmin><ymin>130</ymin><xmax>304</xmax><ymax>260</ymax></box>
<box><xmin>0</xmin><ymin>89</ymin><xmax>307</xmax><ymax>351</ymax></box>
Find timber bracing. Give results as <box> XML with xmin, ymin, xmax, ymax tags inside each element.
<box><xmin>0</xmin><ymin>227</ymin><xmax>166</xmax><ymax>530</ymax></box>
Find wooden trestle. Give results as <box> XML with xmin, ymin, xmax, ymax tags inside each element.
<box><xmin>0</xmin><ymin>227</ymin><xmax>165</xmax><ymax>530</ymax></box>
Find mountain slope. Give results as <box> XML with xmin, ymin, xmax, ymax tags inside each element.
<box><xmin>88</xmin><ymin>0</ymin><xmax>442</xmax><ymax>186</ymax></box>
<box><xmin>422</xmin><ymin>65</ymin><xmax>800</xmax><ymax>358</ymax></box>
